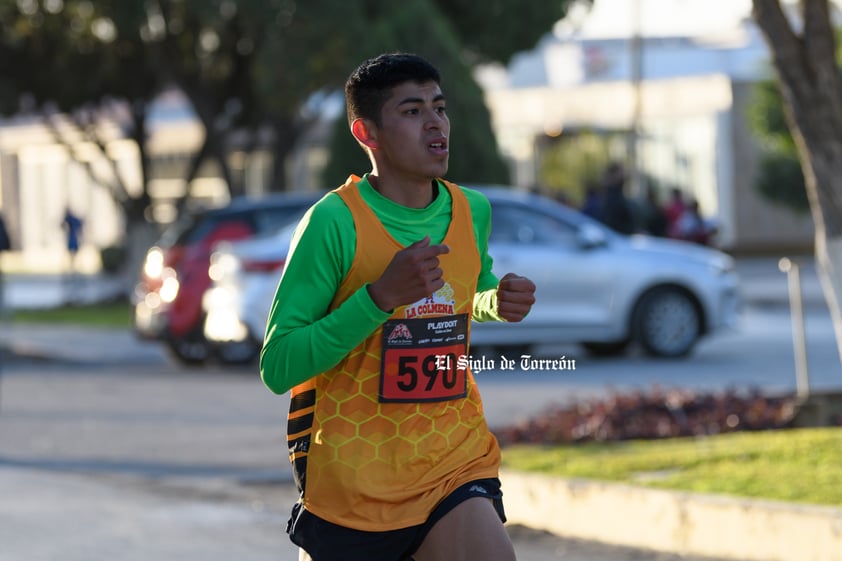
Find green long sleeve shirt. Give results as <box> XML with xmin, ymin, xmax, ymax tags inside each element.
<box><xmin>259</xmin><ymin>175</ymin><xmax>502</xmax><ymax>395</ymax></box>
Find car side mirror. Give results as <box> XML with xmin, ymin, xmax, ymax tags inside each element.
<box><xmin>576</xmin><ymin>223</ymin><xmax>607</xmax><ymax>249</ymax></box>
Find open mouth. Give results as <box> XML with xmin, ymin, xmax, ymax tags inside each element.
<box><xmin>428</xmin><ymin>139</ymin><xmax>448</xmax><ymax>154</ymax></box>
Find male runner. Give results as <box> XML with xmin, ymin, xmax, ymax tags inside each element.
<box><xmin>260</xmin><ymin>52</ymin><xmax>536</xmax><ymax>561</ymax></box>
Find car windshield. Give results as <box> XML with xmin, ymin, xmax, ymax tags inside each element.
<box><xmin>155</xmin><ymin>213</ymin><xmax>199</xmax><ymax>249</ymax></box>
<box><xmin>154</xmin><ymin>198</ymin><xmax>317</xmax><ymax>249</ymax></box>
<box><xmin>489</xmin><ymin>202</ymin><xmax>579</xmax><ymax>245</ymax></box>
<box><xmin>251</xmin><ymin>203</ymin><xmax>313</xmax><ymax>235</ymax></box>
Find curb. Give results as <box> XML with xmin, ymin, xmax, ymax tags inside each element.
<box><xmin>0</xmin><ymin>344</ymin><xmax>66</xmax><ymax>365</ymax></box>
<box><xmin>501</xmin><ymin>470</ymin><xmax>842</xmax><ymax>561</ymax></box>
<box><xmin>0</xmin><ymin>324</ymin><xmax>168</xmax><ymax>366</ymax></box>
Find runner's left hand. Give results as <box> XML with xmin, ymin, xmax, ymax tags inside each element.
<box><xmin>496</xmin><ymin>273</ymin><xmax>536</xmax><ymax>322</ymax></box>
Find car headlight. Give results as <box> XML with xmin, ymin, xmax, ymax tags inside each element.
<box><xmin>709</xmin><ymin>254</ymin><xmax>735</xmax><ymax>275</ymax></box>
<box><xmin>159</xmin><ymin>268</ymin><xmax>180</xmax><ymax>303</ymax></box>
<box><xmin>143</xmin><ymin>247</ymin><xmax>165</xmax><ymax>280</ymax></box>
<box><xmin>203</xmin><ymin>286</ymin><xmax>248</xmax><ymax>342</ymax></box>
<box><xmin>209</xmin><ymin>251</ymin><xmax>242</xmax><ymax>282</ymax></box>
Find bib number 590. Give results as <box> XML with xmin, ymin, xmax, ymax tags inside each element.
<box><xmin>381</xmin><ymin>346</ymin><xmax>466</xmax><ymax>402</ymax></box>
<box><xmin>397</xmin><ymin>353</ymin><xmax>459</xmax><ymax>392</ymax></box>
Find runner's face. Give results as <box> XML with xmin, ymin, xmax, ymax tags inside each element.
<box><xmin>372</xmin><ymin>80</ymin><xmax>449</xmax><ymax>181</ymax></box>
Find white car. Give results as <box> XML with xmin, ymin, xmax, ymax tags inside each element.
<box><xmin>203</xmin><ymin>188</ymin><xmax>740</xmax><ymax>363</ymax></box>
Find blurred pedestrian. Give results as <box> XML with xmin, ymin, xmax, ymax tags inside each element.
<box><xmin>664</xmin><ymin>188</ymin><xmax>686</xmax><ymax>234</ymax></box>
<box><xmin>580</xmin><ymin>184</ymin><xmax>602</xmax><ymax>219</ymax></box>
<box><xmin>597</xmin><ymin>161</ymin><xmax>636</xmax><ymax>234</ymax></box>
<box><xmin>62</xmin><ymin>208</ymin><xmax>84</xmax><ymax>303</ymax></box>
<box><xmin>62</xmin><ymin>208</ymin><xmax>83</xmax><ymax>265</ymax></box>
<box><xmin>0</xmin><ymin>211</ymin><xmax>9</xmax><ymax>405</ymax></box>
<box><xmin>639</xmin><ymin>186</ymin><xmax>669</xmax><ymax>237</ymax></box>
<box><xmin>0</xmin><ymin>213</ymin><xmax>9</xmax><ymax>253</ymax></box>
<box><xmin>0</xmin><ymin>211</ymin><xmax>10</xmax><ymax>318</ymax></box>
<box><xmin>670</xmin><ymin>198</ymin><xmax>713</xmax><ymax>245</ymax></box>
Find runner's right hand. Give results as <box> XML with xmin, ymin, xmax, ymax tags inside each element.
<box><xmin>367</xmin><ymin>236</ymin><xmax>450</xmax><ymax>312</ymax></box>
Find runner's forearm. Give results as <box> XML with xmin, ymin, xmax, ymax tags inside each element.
<box><xmin>260</xmin><ymin>285</ymin><xmax>390</xmax><ymax>394</ymax></box>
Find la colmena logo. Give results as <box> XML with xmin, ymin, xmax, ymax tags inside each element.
<box><xmin>404</xmin><ymin>282</ymin><xmax>455</xmax><ymax>319</ymax></box>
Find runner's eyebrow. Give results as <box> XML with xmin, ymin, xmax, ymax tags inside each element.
<box><xmin>397</xmin><ymin>94</ymin><xmax>446</xmax><ymax>106</ymax></box>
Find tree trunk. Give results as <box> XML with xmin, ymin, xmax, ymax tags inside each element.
<box><xmin>122</xmin><ymin>102</ymin><xmax>155</xmax><ymax>285</ymax></box>
<box><xmin>753</xmin><ymin>0</ymin><xmax>842</xmax><ymax>367</ymax></box>
<box><xmin>269</xmin><ymin>116</ymin><xmax>306</xmax><ymax>192</ymax></box>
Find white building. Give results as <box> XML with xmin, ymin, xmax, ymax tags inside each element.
<box><xmin>480</xmin><ymin>1</ymin><xmax>814</xmax><ymax>253</ymax></box>
<box><xmin>0</xmin><ymin>90</ymin><xmax>274</xmax><ymax>273</ymax></box>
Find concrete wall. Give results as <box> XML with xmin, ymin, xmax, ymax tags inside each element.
<box><xmin>727</xmin><ymin>82</ymin><xmax>815</xmax><ymax>254</ymax></box>
<box><xmin>503</xmin><ymin>470</ymin><xmax>842</xmax><ymax>561</ymax></box>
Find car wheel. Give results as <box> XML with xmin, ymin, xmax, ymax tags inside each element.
<box><xmin>581</xmin><ymin>340</ymin><xmax>630</xmax><ymax>357</ymax></box>
<box><xmin>166</xmin><ymin>332</ymin><xmax>211</xmax><ymax>365</ymax></box>
<box><xmin>217</xmin><ymin>339</ymin><xmax>261</xmax><ymax>365</ymax></box>
<box><xmin>633</xmin><ymin>287</ymin><xmax>701</xmax><ymax>358</ymax></box>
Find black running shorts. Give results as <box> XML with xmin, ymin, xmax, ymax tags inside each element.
<box><xmin>287</xmin><ymin>477</ymin><xmax>506</xmax><ymax>561</ymax></box>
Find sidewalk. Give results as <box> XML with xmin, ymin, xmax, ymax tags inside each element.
<box><xmin>0</xmin><ymin>323</ymin><xmax>168</xmax><ymax>365</ymax></box>
<box><xmin>0</xmin><ymin>271</ymin><xmax>130</xmax><ymax>311</ymax></box>
<box><xmin>0</xmin><ymin>272</ymin><xmax>161</xmax><ymax>365</ymax></box>
<box><xmin>734</xmin><ymin>255</ymin><xmax>825</xmax><ymax>309</ymax></box>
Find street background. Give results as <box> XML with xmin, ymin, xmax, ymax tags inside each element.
<box><xmin>0</xmin><ymin>255</ymin><xmax>837</xmax><ymax>561</ymax></box>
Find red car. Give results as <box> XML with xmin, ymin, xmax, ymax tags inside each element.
<box><xmin>132</xmin><ymin>192</ymin><xmax>321</xmax><ymax>365</ymax></box>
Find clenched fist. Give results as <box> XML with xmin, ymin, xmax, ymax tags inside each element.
<box><xmin>368</xmin><ymin>236</ymin><xmax>450</xmax><ymax>312</ymax></box>
<box><xmin>496</xmin><ymin>273</ymin><xmax>536</xmax><ymax>322</ymax></box>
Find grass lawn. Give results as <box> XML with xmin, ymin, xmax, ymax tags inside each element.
<box><xmin>501</xmin><ymin>427</ymin><xmax>842</xmax><ymax>507</ymax></box>
<box><xmin>8</xmin><ymin>301</ymin><xmax>133</xmax><ymax>328</ymax></box>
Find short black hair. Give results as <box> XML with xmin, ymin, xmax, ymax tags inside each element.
<box><xmin>345</xmin><ymin>53</ymin><xmax>441</xmax><ymax>127</ymax></box>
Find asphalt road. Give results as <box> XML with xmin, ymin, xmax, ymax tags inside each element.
<box><xmin>0</xmin><ymin>354</ymin><xmax>737</xmax><ymax>561</ymax></box>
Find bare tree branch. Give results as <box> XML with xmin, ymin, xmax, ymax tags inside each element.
<box><xmin>41</xmin><ymin>110</ymin><xmax>130</xmax><ymax>206</ymax></box>
<box><xmin>752</xmin><ymin>0</ymin><xmax>810</xmax><ymax>90</ymax></box>
<box><xmin>71</xmin><ymin>107</ymin><xmax>133</xmax><ymax>202</ymax></box>
<box><xmin>803</xmin><ymin>0</ymin><xmax>842</xmax><ymax>116</ymax></box>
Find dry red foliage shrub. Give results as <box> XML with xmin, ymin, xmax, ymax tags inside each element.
<box><xmin>494</xmin><ymin>388</ymin><xmax>801</xmax><ymax>446</ymax></box>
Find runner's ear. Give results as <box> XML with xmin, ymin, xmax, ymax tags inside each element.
<box><xmin>351</xmin><ymin>118</ymin><xmax>379</xmax><ymax>150</ymax></box>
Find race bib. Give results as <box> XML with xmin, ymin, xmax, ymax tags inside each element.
<box><xmin>380</xmin><ymin>314</ymin><xmax>469</xmax><ymax>403</ymax></box>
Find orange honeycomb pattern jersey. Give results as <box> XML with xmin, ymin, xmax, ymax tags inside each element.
<box><xmin>286</xmin><ymin>176</ymin><xmax>501</xmax><ymax>531</ymax></box>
